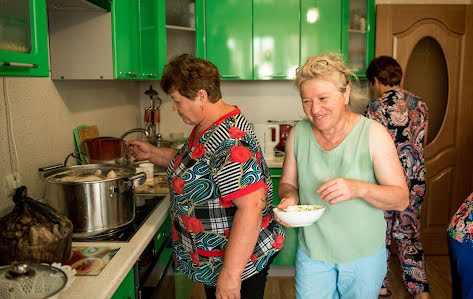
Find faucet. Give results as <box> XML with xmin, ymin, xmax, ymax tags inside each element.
<box><xmin>120</xmin><ymin>128</ymin><xmax>149</xmax><ymax>140</ymax></box>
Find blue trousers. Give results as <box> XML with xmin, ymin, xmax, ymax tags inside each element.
<box><xmin>447</xmin><ymin>233</ymin><xmax>473</xmax><ymax>299</ymax></box>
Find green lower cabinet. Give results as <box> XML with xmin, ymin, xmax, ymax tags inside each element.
<box><xmin>270</xmin><ymin>168</ymin><xmax>298</xmax><ymax>266</ymax></box>
<box><xmin>112</xmin><ymin>268</ymin><xmax>135</xmax><ymax>299</ymax></box>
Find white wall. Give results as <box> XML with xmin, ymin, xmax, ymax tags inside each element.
<box><xmin>0</xmin><ymin>77</ymin><xmax>141</xmax><ymax>215</ymax></box>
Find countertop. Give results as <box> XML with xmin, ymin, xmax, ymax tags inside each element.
<box><xmin>265</xmin><ymin>156</ymin><xmax>284</xmax><ymax>168</ymax></box>
<box><xmin>58</xmin><ymin>195</ymin><xmax>170</xmax><ymax>299</ymax></box>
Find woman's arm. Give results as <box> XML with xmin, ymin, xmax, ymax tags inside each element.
<box><xmin>318</xmin><ymin>122</ymin><xmax>409</xmax><ymax>211</ymax></box>
<box><xmin>277</xmin><ymin>127</ymin><xmax>300</xmax><ymax>213</ymax></box>
<box><xmin>127</xmin><ymin>140</ymin><xmax>179</xmax><ymax>168</ymax></box>
<box><xmin>216</xmin><ymin>187</ymin><xmax>266</xmax><ymax>299</ymax></box>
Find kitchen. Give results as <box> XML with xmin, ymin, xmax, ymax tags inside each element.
<box><xmin>1</xmin><ymin>0</ymin><xmax>473</xmax><ymax>298</ymax></box>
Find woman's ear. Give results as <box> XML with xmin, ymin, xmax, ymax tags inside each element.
<box><xmin>344</xmin><ymin>85</ymin><xmax>351</xmax><ymax>105</ymax></box>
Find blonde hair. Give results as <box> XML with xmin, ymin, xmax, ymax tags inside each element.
<box><xmin>294</xmin><ymin>53</ymin><xmax>355</xmax><ymax>94</ymax></box>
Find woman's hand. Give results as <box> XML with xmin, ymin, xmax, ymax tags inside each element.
<box><xmin>126</xmin><ymin>140</ymin><xmax>154</xmax><ymax>161</ymax></box>
<box><xmin>274</xmin><ymin>196</ymin><xmax>298</xmax><ymax>227</ymax></box>
<box><xmin>317</xmin><ymin>177</ymin><xmax>358</xmax><ymax>205</ymax></box>
<box><xmin>215</xmin><ymin>269</ymin><xmax>241</xmax><ymax>299</ymax></box>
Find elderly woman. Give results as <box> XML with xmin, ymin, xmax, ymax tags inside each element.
<box><xmin>128</xmin><ymin>54</ymin><xmax>284</xmax><ymax>299</ymax></box>
<box><xmin>275</xmin><ymin>53</ymin><xmax>409</xmax><ymax>299</ymax></box>
<box><xmin>365</xmin><ymin>56</ymin><xmax>430</xmax><ymax>299</ymax></box>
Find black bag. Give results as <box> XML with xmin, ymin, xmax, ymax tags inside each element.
<box><xmin>0</xmin><ymin>186</ymin><xmax>73</xmax><ymax>265</ymax></box>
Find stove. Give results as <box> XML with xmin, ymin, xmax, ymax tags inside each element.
<box><xmin>72</xmin><ymin>195</ymin><xmax>163</xmax><ymax>242</ymax></box>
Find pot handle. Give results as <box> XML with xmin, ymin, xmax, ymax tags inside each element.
<box><xmin>124</xmin><ymin>172</ymin><xmax>147</xmax><ymax>187</ymax></box>
<box><xmin>64</xmin><ymin>152</ymin><xmax>90</xmax><ymax>166</ymax></box>
<box><xmin>38</xmin><ymin>164</ymin><xmax>64</xmax><ymax>178</ymax></box>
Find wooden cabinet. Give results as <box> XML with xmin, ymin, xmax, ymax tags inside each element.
<box><xmin>205</xmin><ymin>0</ymin><xmax>252</xmax><ymax>80</ymax></box>
<box><xmin>0</xmin><ymin>0</ymin><xmax>49</xmax><ymax>77</ymax></box>
<box><xmin>270</xmin><ymin>168</ymin><xmax>298</xmax><ymax>266</ymax></box>
<box><xmin>253</xmin><ymin>0</ymin><xmax>300</xmax><ymax>80</ymax></box>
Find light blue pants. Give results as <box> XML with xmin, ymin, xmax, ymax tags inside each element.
<box><xmin>295</xmin><ymin>245</ymin><xmax>387</xmax><ymax>299</ymax></box>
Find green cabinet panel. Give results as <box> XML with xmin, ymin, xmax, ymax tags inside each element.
<box><xmin>154</xmin><ymin>214</ymin><xmax>171</xmax><ymax>252</ymax></box>
<box><xmin>205</xmin><ymin>0</ymin><xmax>252</xmax><ymax>80</ymax></box>
<box><xmin>253</xmin><ymin>0</ymin><xmax>300</xmax><ymax>80</ymax></box>
<box><xmin>140</xmin><ymin>0</ymin><xmax>167</xmax><ymax>79</ymax></box>
<box><xmin>112</xmin><ymin>268</ymin><xmax>135</xmax><ymax>299</ymax></box>
<box><xmin>270</xmin><ymin>168</ymin><xmax>298</xmax><ymax>266</ymax></box>
<box><xmin>301</xmin><ymin>0</ymin><xmax>343</xmax><ymax>64</ymax></box>
<box><xmin>112</xmin><ymin>0</ymin><xmax>141</xmax><ymax>79</ymax></box>
<box><xmin>0</xmin><ymin>0</ymin><xmax>49</xmax><ymax>77</ymax></box>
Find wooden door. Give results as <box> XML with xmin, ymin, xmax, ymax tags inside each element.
<box><xmin>375</xmin><ymin>5</ymin><xmax>473</xmax><ymax>255</ymax></box>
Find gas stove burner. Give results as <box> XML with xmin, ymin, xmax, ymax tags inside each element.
<box><xmin>72</xmin><ymin>195</ymin><xmax>163</xmax><ymax>242</ymax></box>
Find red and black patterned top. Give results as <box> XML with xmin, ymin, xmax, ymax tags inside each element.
<box><xmin>365</xmin><ymin>87</ymin><xmax>428</xmax><ymax>195</ymax></box>
<box><xmin>167</xmin><ymin>107</ymin><xmax>284</xmax><ymax>286</ymax></box>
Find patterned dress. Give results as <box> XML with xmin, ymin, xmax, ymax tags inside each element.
<box><xmin>365</xmin><ymin>87</ymin><xmax>430</xmax><ymax>295</ymax></box>
<box><xmin>167</xmin><ymin>107</ymin><xmax>284</xmax><ymax>286</ymax></box>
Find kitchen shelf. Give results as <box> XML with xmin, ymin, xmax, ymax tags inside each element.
<box><xmin>166</xmin><ymin>24</ymin><xmax>195</xmax><ymax>31</ymax></box>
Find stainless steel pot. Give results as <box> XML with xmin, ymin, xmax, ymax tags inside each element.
<box><xmin>39</xmin><ymin>164</ymin><xmax>146</xmax><ymax>238</ymax></box>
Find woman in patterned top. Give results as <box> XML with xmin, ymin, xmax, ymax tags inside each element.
<box><xmin>276</xmin><ymin>53</ymin><xmax>409</xmax><ymax>299</ymax></box>
<box><xmin>365</xmin><ymin>56</ymin><xmax>430</xmax><ymax>299</ymax></box>
<box><xmin>447</xmin><ymin>192</ymin><xmax>473</xmax><ymax>299</ymax></box>
<box><xmin>128</xmin><ymin>54</ymin><xmax>284</xmax><ymax>299</ymax></box>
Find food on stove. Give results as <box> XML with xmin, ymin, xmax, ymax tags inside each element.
<box><xmin>54</xmin><ymin>170</ymin><xmax>120</xmax><ymax>182</ymax></box>
<box><xmin>106</xmin><ymin>170</ymin><xmax>117</xmax><ymax>179</ymax></box>
<box><xmin>95</xmin><ymin>169</ymin><xmax>102</xmax><ymax>176</ymax></box>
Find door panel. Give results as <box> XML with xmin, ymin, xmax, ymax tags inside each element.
<box><xmin>375</xmin><ymin>5</ymin><xmax>473</xmax><ymax>255</ymax></box>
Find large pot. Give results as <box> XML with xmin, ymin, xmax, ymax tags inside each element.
<box><xmin>39</xmin><ymin>164</ymin><xmax>146</xmax><ymax>238</ymax></box>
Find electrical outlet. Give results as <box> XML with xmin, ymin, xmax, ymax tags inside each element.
<box><xmin>5</xmin><ymin>173</ymin><xmax>20</xmax><ymax>196</ymax></box>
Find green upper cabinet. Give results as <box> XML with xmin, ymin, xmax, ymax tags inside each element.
<box><xmin>140</xmin><ymin>0</ymin><xmax>167</xmax><ymax>79</ymax></box>
<box><xmin>342</xmin><ymin>0</ymin><xmax>375</xmax><ymax>78</ymax></box>
<box><xmin>0</xmin><ymin>0</ymin><xmax>49</xmax><ymax>77</ymax></box>
<box><xmin>301</xmin><ymin>0</ymin><xmax>343</xmax><ymax>64</ymax></box>
<box><xmin>253</xmin><ymin>0</ymin><xmax>300</xmax><ymax>80</ymax></box>
<box><xmin>205</xmin><ymin>0</ymin><xmax>252</xmax><ymax>80</ymax></box>
<box><xmin>112</xmin><ymin>0</ymin><xmax>141</xmax><ymax>79</ymax></box>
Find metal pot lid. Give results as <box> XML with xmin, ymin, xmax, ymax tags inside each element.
<box><xmin>0</xmin><ymin>261</ymin><xmax>67</xmax><ymax>298</ymax></box>
<box><xmin>42</xmin><ymin>164</ymin><xmax>135</xmax><ymax>184</ymax></box>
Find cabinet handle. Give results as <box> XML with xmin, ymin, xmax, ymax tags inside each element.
<box><xmin>271</xmin><ymin>175</ymin><xmax>281</xmax><ymax>178</ymax></box>
<box><xmin>268</xmin><ymin>75</ymin><xmax>287</xmax><ymax>78</ymax></box>
<box><xmin>123</xmin><ymin>72</ymin><xmax>140</xmax><ymax>75</ymax></box>
<box><xmin>1</xmin><ymin>62</ymin><xmax>38</xmax><ymax>68</ymax></box>
<box><xmin>220</xmin><ymin>75</ymin><xmax>240</xmax><ymax>78</ymax></box>
<box><xmin>144</xmin><ymin>73</ymin><xmax>159</xmax><ymax>77</ymax></box>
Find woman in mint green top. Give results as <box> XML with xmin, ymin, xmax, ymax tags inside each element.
<box><xmin>275</xmin><ymin>53</ymin><xmax>409</xmax><ymax>299</ymax></box>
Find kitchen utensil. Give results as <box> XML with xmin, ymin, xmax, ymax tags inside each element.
<box><xmin>0</xmin><ymin>261</ymin><xmax>69</xmax><ymax>299</ymax></box>
<box><xmin>39</xmin><ymin>163</ymin><xmax>146</xmax><ymax>238</ymax></box>
<box><xmin>73</xmin><ymin>125</ymin><xmax>100</xmax><ymax>164</ymax></box>
<box><xmin>82</xmin><ymin>136</ymin><xmax>126</xmax><ymax>164</ymax></box>
<box><xmin>273</xmin><ymin>205</ymin><xmax>325</xmax><ymax>227</ymax></box>
<box><xmin>252</xmin><ymin>123</ymin><xmax>279</xmax><ymax>160</ymax></box>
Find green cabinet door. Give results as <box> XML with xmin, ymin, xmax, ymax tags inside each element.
<box><xmin>140</xmin><ymin>0</ymin><xmax>166</xmax><ymax>79</ymax></box>
<box><xmin>112</xmin><ymin>268</ymin><xmax>135</xmax><ymax>299</ymax></box>
<box><xmin>253</xmin><ymin>0</ymin><xmax>300</xmax><ymax>80</ymax></box>
<box><xmin>0</xmin><ymin>0</ymin><xmax>49</xmax><ymax>77</ymax></box>
<box><xmin>112</xmin><ymin>0</ymin><xmax>141</xmax><ymax>79</ymax></box>
<box><xmin>270</xmin><ymin>168</ymin><xmax>298</xmax><ymax>266</ymax></box>
<box><xmin>205</xmin><ymin>0</ymin><xmax>252</xmax><ymax>80</ymax></box>
<box><xmin>301</xmin><ymin>0</ymin><xmax>343</xmax><ymax>64</ymax></box>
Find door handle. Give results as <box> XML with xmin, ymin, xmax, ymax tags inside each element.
<box><xmin>220</xmin><ymin>75</ymin><xmax>240</xmax><ymax>78</ymax></box>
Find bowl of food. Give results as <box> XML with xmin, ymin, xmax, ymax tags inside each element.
<box><xmin>273</xmin><ymin>205</ymin><xmax>325</xmax><ymax>227</ymax></box>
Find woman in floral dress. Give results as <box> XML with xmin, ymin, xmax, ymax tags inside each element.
<box><xmin>447</xmin><ymin>192</ymin><xmax>473</xmax><ymax>299</ymax></box>
<box><xmin>128</xmin><ymin>54</ymin><xmax>284</xmax><ymax>299</ymax></box>
<box><xmin>365</xmin><ymin>56</ymin><xmax>430</xmax><ymax>299</ymax></box>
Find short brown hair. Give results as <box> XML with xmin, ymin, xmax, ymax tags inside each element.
<box><xmin>160</xmin><ymin>54</ymin><xmax>222</xmax><ymax>103</ymax></box>
<box><xmin>294</xmin><ymin>53</ymin><xmax>352</xmax><ymax>94</ymax></box>
<box><xmin>366</xmin><ymin>56</ymin><xmax>402</xmax><ymax>86</ymax></box>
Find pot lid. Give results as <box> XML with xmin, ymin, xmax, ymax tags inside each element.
<box><xmin>0</xmin><ymin>261</ymin><xmax>67</xmax><ymax>298</ymax></box>
<box><xmin>42</xmin><ymin>164</ymin><xmax>135</xmax><ymax>184</ymax></box>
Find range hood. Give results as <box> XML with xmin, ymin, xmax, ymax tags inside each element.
<box><xmin>47</xmin><ymin>0</ymin><xmax>111</xmax><ymax>12</ymax></box>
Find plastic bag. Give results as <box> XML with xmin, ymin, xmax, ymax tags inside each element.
<box><xmin>0</xmin><ymin>186</ymin><xmax>73</xmax><ymax>265</ymax></box>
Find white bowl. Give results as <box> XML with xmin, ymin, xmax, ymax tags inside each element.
<box><xmin>273</xmin><ymin>205</ymin><xmax>325</xmax><ymax>227</ymax></box>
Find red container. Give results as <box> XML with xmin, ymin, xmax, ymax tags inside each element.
<box><xmin>82</xmin><ymin>137</ymin><xmax>125</xmax><ymax>164</ymax></box>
